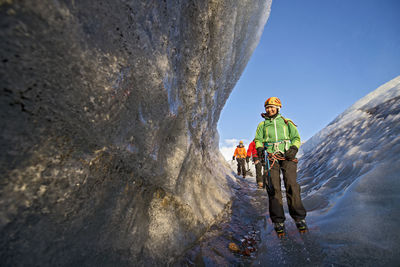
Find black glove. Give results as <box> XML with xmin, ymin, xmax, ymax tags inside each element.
<box><xmin>232</xmin><ymin>156</ymin><xmax>235</xmax><ymax>160</ymax></box>
<box><xmin>285</xmin><ymin>145</ymin><xmax>298</xmax><ymax>161</ymax></box>
<box><xmin>257</xmin><ymin>147</ymin><xmax>264</xmax><ymax>159</ymax></box>
<box><xmin>246</xmin><ymin>156</ymin><xmax>250</xmax><ymax>163</ymax></box>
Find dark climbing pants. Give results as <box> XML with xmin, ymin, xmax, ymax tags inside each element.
<box><xmin>254</xmin><ymin>160</ymin><xmax>263</xmax><ymax>184</ymax></box>
<box><xmin>266</xmin><ymin>159</ymin><xmax>306</xmax><ymax>223</ymax></box>
<box><xmin>236</xmin><ymin>158</ymin><xmax>246</xmax><ymax>177</ymax></box>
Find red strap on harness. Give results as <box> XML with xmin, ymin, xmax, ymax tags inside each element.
<box><xmin>268</xmin><ymin>152</ymin><xmax>298</xmax><ymax>169</ymax></box>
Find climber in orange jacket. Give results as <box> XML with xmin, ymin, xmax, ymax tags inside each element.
<box><xmin>233</xmin><ymin>140</ymin><xmax>247</xmax><ymax>178</ymax></box>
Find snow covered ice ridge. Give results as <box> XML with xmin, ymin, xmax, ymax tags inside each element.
<box><xmin>297</xmin><ymin>75</ymin><xmax>400</xmax><ymax>265</ymax></box>
<box><xmin>299</xmin><ymin>75</ymin><xmax>400</xmax><ymax>156</ymax></box>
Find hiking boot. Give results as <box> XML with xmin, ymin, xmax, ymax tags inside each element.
<box><xmin>273</xmin><ymin>222</ymin><xmax>285</xmax><ymax>234</ymax></box>
<box><xmin>295</xmin><ymin>219</ymin><xmax>308</xmax><ymax>232</ymax></box>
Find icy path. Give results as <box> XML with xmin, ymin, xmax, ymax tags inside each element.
<box><xmin>177</xmin><ymin>174</ymin><xmax>326</xmax><ymax>266</ymax></box>
<box><xmin>177</xmin><ymin>172</ymin><xmax>399</xmax><ymax>266</ymax></box>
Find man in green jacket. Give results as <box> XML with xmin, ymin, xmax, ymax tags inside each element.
<box><xmin>255</xmin><ymin>97</ymin><xmax>307</xmax><ymax>235</ymax></box>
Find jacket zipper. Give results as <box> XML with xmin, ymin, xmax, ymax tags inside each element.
<box><xmin>274</xmin><ymin>119</ymin><xmax>278</xmax><ymax>142</ymax></box>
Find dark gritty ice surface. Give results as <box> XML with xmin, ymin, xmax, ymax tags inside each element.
<box><xmin>178</xmin><ymin>172</ymin><xmax>400</xmax><ymax>266</ymax></box>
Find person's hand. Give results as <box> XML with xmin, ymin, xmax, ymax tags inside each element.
<box><xmin>232</xmin><ymin>156</ymin><xmax>235</xmax><ymax>160</ymax></box>
<box><xmin>246</xmin><ymin>156</ymin><xmax>250</xmax><ymax>163</ymax></box>
<box><xmin>257</xmin><ymin>147</ymin><xmax>264</xmax><ymax>159</ymax></box>
<box><xmin>285</xmin><ymin>145</ymin><xmax>298</xmax><ymax>161</ymax></box>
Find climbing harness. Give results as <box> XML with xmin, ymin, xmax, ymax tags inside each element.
<box><xmin>263</xmin><ymin>141</ymin><xmax>299</xmax><ymax>196</ymax></box>
<box><xmin>265</xmin><ymin>141</ymin><xmax>299</xmax><ymax>169</ymax></box>
<box><xmin>265</xmin><ymin>139</ymin><xmax>291</xmax><ymax>154</ymax></box>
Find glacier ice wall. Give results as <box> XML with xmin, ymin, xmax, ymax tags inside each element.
<box><xmin>298</xmin><ymin>76</ymin><xmax>400</xmax><ymax>264</ymax></box>
<box><xmin>0</xmin><ymin>0</ymin><xmax>271</xmax><ymax>265</ymax></box>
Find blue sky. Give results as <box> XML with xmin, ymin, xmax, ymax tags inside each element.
<box><xmin>218</xmin><ymin>0</ymin><xmax>400</xmax><ymax>160</ymax></box>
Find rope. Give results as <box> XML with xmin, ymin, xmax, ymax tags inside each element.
<box><xmin>268</xmin><ymin>152</ymin><xmax>284</xmax><ymax>169</ymax></box>
<box><xmin>267</xmin><ymin>152</ymin><xmax>298</xmax><ymax>169</ymax></box>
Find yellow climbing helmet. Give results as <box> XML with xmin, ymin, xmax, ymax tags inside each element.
<box><xmin>239</xmin><ymin>140</ymin><xmax>243</xmax><ymax>144</ymax></box>
<box><xmin>264</xmin><ymin>97</ymin><xmax>282</xmax><ymax>108</ymax></box>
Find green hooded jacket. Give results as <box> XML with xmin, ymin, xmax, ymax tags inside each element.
<box><xmin>254</xmin><ymin>114</ymin><xmax>301</xmax><ymax>154</ymax></box>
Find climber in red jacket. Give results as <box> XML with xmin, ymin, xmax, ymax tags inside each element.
<box><xmin>247</xmin><ymin>139</ymin><xmax>263</xmax><ymax>188</ymax></box>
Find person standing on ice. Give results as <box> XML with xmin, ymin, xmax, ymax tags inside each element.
<box><xmin>232</xmin><ymin>140</ymin><xmax>247</xmax><ymax>178</ymax></box>
<box><xmin>247</xmin><ymin>139</ymin><xmax>263</xmax><ymax>188</ymax></box>
<box><xmin>255</xmin><ymin>97</ymin><xmax>307</xmax><ymax>234</ymax></box>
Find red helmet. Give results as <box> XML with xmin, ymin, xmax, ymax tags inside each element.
<box><xmin>264</xmin><ymin>97</ymin><xmax>282</xmax><ymax>108</ymax></box>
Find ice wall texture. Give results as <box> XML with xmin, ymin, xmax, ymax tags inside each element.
<box><xmin>0</xmin><ymin>0</ymin><xmax>271</xmax><ymax>265</ymax></box>
<box><xmin>298</xmin><ymin>76</ymin><xmax>400</xmax><ymax>265</ymax></box>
